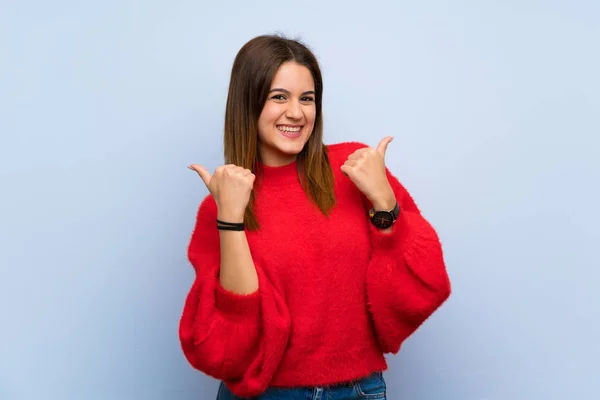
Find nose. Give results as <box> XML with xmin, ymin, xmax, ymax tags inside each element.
<box><xmin>285</xmin><ymin>99</ymin><xmax>303</xmax><ymax>120</ymax></box>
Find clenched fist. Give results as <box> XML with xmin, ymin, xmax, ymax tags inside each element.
<box><xmin>340</xmin><ymin>136</ymin><xmax>396</xmax><ymax>210</ymax></box>
<box><xmin>188</xmin><ymin>163</ymin><xmax>256</xmax><ymax>222</ymax></box>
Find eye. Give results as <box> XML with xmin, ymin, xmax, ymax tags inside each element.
<box><xmin>301</xmin><ymin>96</ymin><xmax>315</xmax><ymax>102</ymax></box>
<box><xmin>271</xmin><ymin>94</ymin><xmax>286</xmax><ymax>100</ymax></box>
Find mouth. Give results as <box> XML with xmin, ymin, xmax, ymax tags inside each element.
<box><xmin>277</xmin><ymin>124</ymin><xmax>303</xmax><ymax>133</ymax></box>
<box><xmin>277</xmin><ymin>124</ymin><xmax>303</xmax><ymax>138</ymax></box>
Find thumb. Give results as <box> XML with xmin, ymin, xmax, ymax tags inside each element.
<box><xmin>188</xmin><ymin>164</ymin><xmax>212</xmax><ymax>187</ymax></box>
<box><xmin>376</xmin><ymin>136</ymin><xmax>394</xmax><ymax>157</ymax></box>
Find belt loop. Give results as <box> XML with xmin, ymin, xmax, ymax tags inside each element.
<box><xmin>312</xmin><ymin>387</ymin><xmax>323</xmax><ymax>400</ymax></box>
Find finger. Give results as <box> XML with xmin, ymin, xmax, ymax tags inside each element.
<box><xmin>340</xmin><ymin>164</ymin><xmax>352</xmax><ymax>177</ymax></box>
<box><xmin>216</xmin><ymin>164</ymin><xmax>236</xmax><ymax>173</ymax></box>
<box><xmin>376</xmin><ymin>136</ymin><xmax>394</xmax><ymax>157</ymax></box>
<box><xmin>348</xmin><ymin>148</ymin><xmax>368</xmax><ymax>160</ymax></box>
<box><xmin>222</xmin><ymin>166</ymin><xmax>245</xmax><ymax>177</ymax></box>
<box><xmin>188</xmin><ymin>164</ymin><xmax>212</xmax><ymax>186</ymax></box>
<box><xmin>344</xmin><ymin>159</ymin><xmax>358</xmax><ymax>168</ymax></box>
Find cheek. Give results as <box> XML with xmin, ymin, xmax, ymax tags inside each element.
<box><xmin>259</xmin><ymin>104</ymin><xmax>281</xmax><ymax>124</ymax></box>
<box><xmin>258</xmin><ymin>107</ymin><xmax>277</xmax><ymax>138</ymax></box>
<box><xmin>306</xmin><ymin>108</ymin><xmax>317</xmax><ymax>126</ymax></box>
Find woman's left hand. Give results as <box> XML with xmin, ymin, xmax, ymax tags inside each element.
<box><xmin>341</xmin><ymin>136</ymin><xmax>397</xmax><ymax>210</ymax></box>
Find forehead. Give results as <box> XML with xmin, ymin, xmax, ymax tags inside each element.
<box><xmin>271</xmin><ymin>62</ymin><xmax>314</xmax><ymax>90</ymax></box>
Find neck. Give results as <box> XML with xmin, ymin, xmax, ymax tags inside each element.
<box><xmin>257</xmin><ymin>158</ymin><xmax>300</xmax><ymax>187</ymax></box>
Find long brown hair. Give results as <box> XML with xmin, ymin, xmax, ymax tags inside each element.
<box><xmin>223</xmin><ymin>34</ymin><xmax>336</xmax><ymax>230</ymax></box>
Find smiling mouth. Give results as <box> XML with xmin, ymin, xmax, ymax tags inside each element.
<box><xmin>277</xmin><ymin>125</ymin><xmax>303</xmax><ymax>133</ymax></box>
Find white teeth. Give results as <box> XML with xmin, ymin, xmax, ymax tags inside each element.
<box><xmin>277</xmin><ymin>126</ymin><xmax>301</xmax><ymax>132</ymax></box>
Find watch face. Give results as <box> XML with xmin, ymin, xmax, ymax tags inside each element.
<box><xmin>371</xmin><ymin>211</ymin><xmax>394</xmax><ymax>229</ymax></box>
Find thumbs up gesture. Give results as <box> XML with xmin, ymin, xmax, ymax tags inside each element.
<box><xmin>340</xmin><ymin>136</ymin><xmax>397</xmax><ymax>210</ymax></box>
<box><xmin>188</xmin><ymin>164</ymin><xmax>256</xmax><ymax>221</ymax></box>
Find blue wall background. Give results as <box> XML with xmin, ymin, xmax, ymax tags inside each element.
<box><xmin>1</xmin><ymin>1</ymin><xmax>598</xmax><ymax>399</ymax></box>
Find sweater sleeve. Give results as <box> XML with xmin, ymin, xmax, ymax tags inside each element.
<box><xmin>365</xmin><ymin>167</ymin><xmax>451</xmax><ymax>354</ymax></box>
<box><xmin>178</xmin><ymin>195</ymin><xmax>291</xmax><ymax>397</ymax></box>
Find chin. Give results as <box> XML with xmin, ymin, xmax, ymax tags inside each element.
<box><xmin>260</xmin><ymin>131</ymin><xmax>312</xmax><ymax>165</ymax></box>
<box><xmin>274</xmin><ymin>148</ymin><xmax>302</xmax><ymax>160</ymax></box>
<box><xmin>279</xmin><ymin>142</ymin><xmax>308</xmax><ymax>156</ymax></box>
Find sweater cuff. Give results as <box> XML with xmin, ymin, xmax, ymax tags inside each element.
<box><xmin>215</xmin><ymin>283</ymin><xmax>261</xmax><ymax>318</ymax></box>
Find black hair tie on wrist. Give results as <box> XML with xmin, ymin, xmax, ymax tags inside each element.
<box><xmin>216</xmin><ymin>219</ymin><xmax>245</xmax><ymax>231</ymax></box>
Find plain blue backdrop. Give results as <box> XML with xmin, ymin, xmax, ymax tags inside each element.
<box><xmin>1</xmin><ymin>1</ymin><xmax>599</xmax><ymax>399</ymax></box>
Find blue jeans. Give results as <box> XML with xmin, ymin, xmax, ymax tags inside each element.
<box><xmin>216</xmin><ymin>371</ymin><xmax>387</xmax><ymax>399</ymax></box>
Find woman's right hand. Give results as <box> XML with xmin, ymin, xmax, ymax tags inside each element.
<box><xmin>188</xmin><ymin>164</ymin><xmax>256</xmax><ymax>222</ymax></box>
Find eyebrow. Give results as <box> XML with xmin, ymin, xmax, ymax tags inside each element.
<box><xmin>269</xmin><ymin>88</ymin><xmax>316</xmax><ymax>96</ymax></box>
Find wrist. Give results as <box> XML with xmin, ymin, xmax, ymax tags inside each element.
<box><xmin>217</xmin><ymin>209</ymin><xmax>245</xmax><ymax>223</ymax></box>
<box><xmin>370</xmin><ymin>190</ymin><xmax>397</xmax><ymax>211</ymax></box>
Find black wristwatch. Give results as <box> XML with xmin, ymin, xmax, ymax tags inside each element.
<box><xmin>369</xmin><ymin>202</ymin><xmax>400</xmax><ymax>229</ymax></box>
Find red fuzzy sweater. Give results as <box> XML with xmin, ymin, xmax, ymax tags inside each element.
<box><xmin>179</xmin><ymin>142</ymin><xmax>451</xmax><ymax>397</ymax></box>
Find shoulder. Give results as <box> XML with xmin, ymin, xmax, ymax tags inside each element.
<box><xmin>325</xmin><ymin>141</ymin><xmax>370</xmax><ymax>162</ymax></box>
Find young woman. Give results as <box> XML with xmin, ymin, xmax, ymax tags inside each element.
<box><xmin>179</xmin><ymin>34</ymin><xmax>451</xmax><ymax>400</ymax></box>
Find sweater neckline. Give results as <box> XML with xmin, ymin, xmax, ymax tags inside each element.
<box><xmin>257</xmin><ymin>159</ymin><xmax>300</xmax><ymax>187</ymax></box>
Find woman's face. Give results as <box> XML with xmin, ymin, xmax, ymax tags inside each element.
<box><xmin>257</xmin><ymin>61</ymin><xmax>316</xmax><ymax>167</ymax></box>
